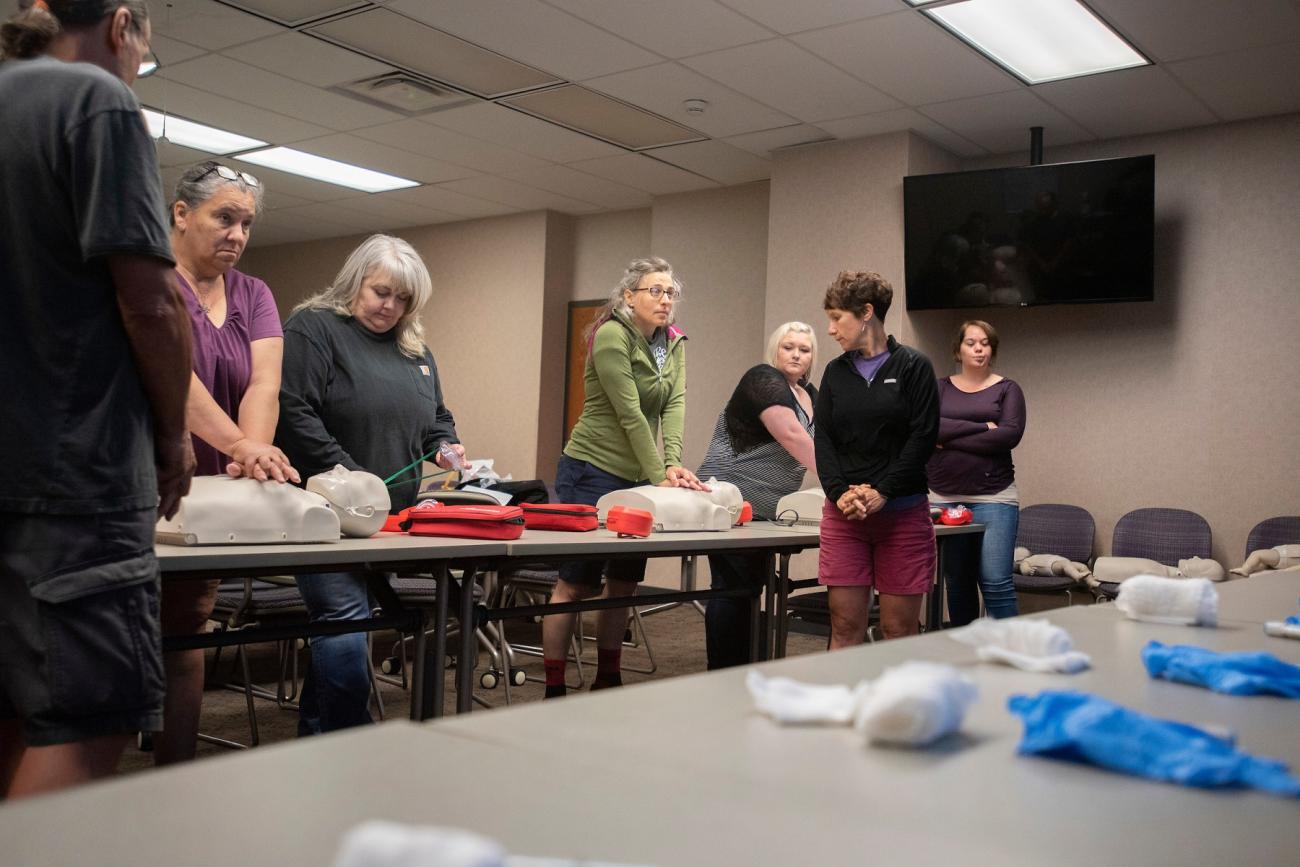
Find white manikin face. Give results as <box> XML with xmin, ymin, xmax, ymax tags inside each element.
<box><xmin>306</xmin><ymin>466</ymin><xmax>392</xmax><ymax>538</ymax></box>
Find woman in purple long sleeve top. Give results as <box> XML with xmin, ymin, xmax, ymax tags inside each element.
<box><xmin>927</xmin><ymin>320</ymin><xmax>1026</xmax><ymax>623</ymax></box>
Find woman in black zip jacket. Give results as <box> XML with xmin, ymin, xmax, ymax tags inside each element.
<box><xmin>814</xmin><ymin>271</ymin><xmax>940</xmax><ymax>648</ymax></box>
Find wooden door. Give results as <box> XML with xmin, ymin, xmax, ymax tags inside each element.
<box><xmin>563</xmin><ymin>301</ymin><xmax>605</xmax><ymax>444</ymax></box>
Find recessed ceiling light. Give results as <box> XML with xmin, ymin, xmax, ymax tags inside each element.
<box><xmin>235</xmin><ymin>147</ymin><xmax>420</xmax><ymax>193</ymax></box>
<box><xmin>141</xmin><ymin>108</ymin><xmax>268</xmax><ymax>154</ymax></box>
<box><xmin>920</xmin><ymin>0</ymin><xmax>1148</xmax><ymax>85</ymax></box>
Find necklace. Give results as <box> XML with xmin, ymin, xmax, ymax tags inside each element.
<box><xmin>180</xmin><ymin>269</ymin><xmax>221</xmax><ymax>316</ymax></box>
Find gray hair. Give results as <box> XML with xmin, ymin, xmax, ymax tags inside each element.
<box><xmin>585</xmin><ymin>256</ymin><xmax>682</xmax><ymax>346</ymax></box>
<box><xmin>765</xmin><ymin>321</ymin><xmax>818</xmax><ymax>381</ymax></box>
<box><xmin>170</xmin><ymin>161</ymin><xmax>264</xmax><ymax>226</ymax></box>
<box><xmin>2</xmin><ymin>0</ymin><xmax>149</xmax><ymax>59</ymax></box>
<box><xmin>294</xmin><ymin>234</ymin><xmax>432</xmax><ymax>359</ymax></box>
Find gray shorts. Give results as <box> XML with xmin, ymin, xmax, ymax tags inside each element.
<box><xmin>0</xmin><ymin>509</ymin><xmax>164</xmax><ymax>746</ymax></box>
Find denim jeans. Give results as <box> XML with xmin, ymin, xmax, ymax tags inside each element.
<box><xmin>295</xmin><ymin>571</ymin><xmax>373</xmax><ymax>736</ymax></box>
<box><xmin>554</xmin><ymin>455</ymin><xmax>647</xmax><ymax>586</ymax></box>
<box><xmin>933</xmin><ymin>501</ymin><xmax>1020</xmax><ymax>625</ymax></box>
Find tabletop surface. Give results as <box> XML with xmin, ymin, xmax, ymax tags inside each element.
<box><xmin>3</xmin><ymin>575</ymin><xmax>1297</xmax><ymax>866</ymax></box>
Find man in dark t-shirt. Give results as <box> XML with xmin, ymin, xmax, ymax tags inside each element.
<box><xmin>0</xmin><ymin>3</ymin><xmax>193</xmax><ymax>799</ymax></box>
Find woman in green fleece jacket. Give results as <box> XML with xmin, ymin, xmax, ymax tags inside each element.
<box><xmin>542</xmin><ymin>257</ymin><xmax>707</xmax><ymax>698</ymax></box>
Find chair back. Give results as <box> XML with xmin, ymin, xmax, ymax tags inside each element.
<box><xmin>1111</xmin><ymin>507</ymin><xmax>1211</xmax><ymax>566</ymax></box>
<box><xmin>1016</xmin><ymin>504</ymin><xmax>1095</xmax><ymax>564</ymax></box>
<box><xmin>1245</xmin><ymin>516</ymin><xmax>1300</xmax><ymax>558</ymax></box>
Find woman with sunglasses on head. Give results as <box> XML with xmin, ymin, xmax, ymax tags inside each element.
<box><xmin>154</xmin><ymin>160</ymin><xmax>297</xmax><ymax>765</ymax></box>
<box><xmin>541</xmin><ymin>257</ymin><xmax>706</xmax><ymax>698</ymax></box>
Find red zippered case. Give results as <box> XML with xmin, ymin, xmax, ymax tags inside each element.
<box><xmin>521</xmin><ymin>503</ymin><xmax>598</xmax><ymax>532</ymax></box>
<box><xmin>606</xmin><ymin>505</ymin><xmax>653</xmax><ymax>538</ymax></box>
<box><xmin>404</xmin><ymin>504</ymin><xmax>526</xmax><ymax>540</ymax></box>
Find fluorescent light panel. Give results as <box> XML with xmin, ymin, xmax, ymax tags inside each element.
<box><xmin>922</xmin><ymin>0</ymin><xmax>1148</xmax><ymax>85</ymax></box>
<box><xmin>236</xmin><ymin>147</ymin><xmax>419</xmax><ymax>193</ymax></box>
<box><xmin>141</xmin><ymin>108</ymin><xmax>268</xmax><ymax>154</ymax></box>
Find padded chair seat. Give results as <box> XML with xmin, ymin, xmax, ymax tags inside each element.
<box><xmin>1093</xmin><ymin>581</ymin><xmax>1121</xmax><ymax>600</ymax></box>
<box><xmin>388</xmin><ymin>575</ymin><xmax>484</xmax><ymax>605</ymax></box>
<box><xmin>212</xmin><ymin>582</ymin><xmax>307</xmax><ymax>617</ymax></box>
<box><xmin>1012</xmin><ymin>573</ymin><xmax>1077</xmax><ymax>592</ymax></box>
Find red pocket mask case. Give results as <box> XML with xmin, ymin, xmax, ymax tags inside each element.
<box><xmin>938</xmin><ymin>506</ymin><xmax>973</xmax><ymax>526</ymax></box>
<box><xmin>404</xmin><ymin>502</ymin><xmax>525</xmax><ymax>540</ymax></box>
<box><xmin>521</xmin><ymin>503</ymin><xmax>599</xmax><ymax>531</ymax></box>
<box><xmin>606</xmin><ymin>505</ymin><xmax>654</xmax><ymax>538</ymax></box>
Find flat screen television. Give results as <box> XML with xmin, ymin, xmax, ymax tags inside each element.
<box><xmin>904</xmin><ymin>155</ymin><xmax>1154</xmax><ymax>309</ymax></box>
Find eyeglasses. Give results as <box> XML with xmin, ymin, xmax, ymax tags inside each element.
<box><xmin>632</xmin><ymin>285</ymin><xmax>682</xmax><ymax>301</ymax></box>
<box><xmin>196</xmin><ymin>164</ymin><xmax>261</xmax><ymax>188</ymax></box>
<box><xmin>137</xmin><ymin>48</ymin><xmax>161</xmax><ymax>78</ymax></box>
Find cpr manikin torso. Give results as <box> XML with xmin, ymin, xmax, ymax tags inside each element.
<box><xmin>1013</xmin><ymin>546</ymin><xmax>1091</xmax><ymax>582</ymax></box>
<box><xmin>306</xmin><ymin>465</ymin><xmax>391</xmax><ymax>538</ymax></box>
<box><xmin>596</xmin><ymin>483</ymin><xmax>738</xmax><ymax>531</ymax></box>
<box><xmin>157</xmin><ymin>476</ymin><xmax>340</xmax><ymax>545</ymax></box>
<box><xmin>774</xmin><ymin>488</ymin><xmax>826</xmax><ymax>526</ymax></box>
<box><xmin>1091</xmin><ymin>555</ymin><xmax>1226</xmax><ymax>584</ymax></box>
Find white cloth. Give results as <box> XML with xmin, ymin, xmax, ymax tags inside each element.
<box><xmin>745</xmin><ymin>670</ymin><xmax>867</xmax><ymax>724</ymax></box>
<box><xmin>1114</xmin><ymin>574</ymin><xmax>1218</xmax><ymax>626</ymax></box>
<box><xmin>333</xmin><ymin>821</ymin><xmax>505</xmax><ymax>867</ymax></box>
<box><xmin>948</xmin><ymin>618</ymin><xmax>1091</xmax><ymax>673</ymax></box>
<box><xmin>853</xmin><ymin>662</ymin><xmax>977</xmax><ymax>747</ymax></box>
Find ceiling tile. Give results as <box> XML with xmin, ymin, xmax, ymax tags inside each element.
<box><xmin>420</xmin><ymin>103</ymin><xmax>624</xmax><ymax>163</ymax></box>
<box><xmin>567</xmin><ymin>153</ymin><xmax>719</xmax><ymax>195</ymax></box>
<box><xmin>353</xmin><ymin>120</ymin><xmax>552</xmax><ymax>173</ymax></box>
<box><xmin>682</xmin><ymin>39</ymin><xmax>899</xmax><ymax>123</ymax></box>
<box><xmin>722</xmin><ymin>124</ymin><xmax>833</xmax><ymax>155</ymax></box>
<box><xmin>644</xmin><ymin>140</ymin><xmax>771</xmax><ymax>185</ymax></box>
<box><xmin>1168</xmin><ymin>41</ymin><xmax>1300</xmax><ymax>121</ymax></box>
<box><xmin>385</xmin><ymin>185</ymin><xmax>523</xmax><ymax>219</ymax></box>
<box><xmin>154</xmin><ymin>139</ymin><xmax>218</xmax><ymax>169</ymax></box>
<box><xmin>134</xmin><ymin>78</ymin><xmax>332</xmax><ymax>143</ymax></box>
<box><xmin>288</xmin><ymin>133</ymin><xmax>479</xmax><ymax>184</ymax></box>
<box><xmin>918</xmin><ymin>90</ymin><xmax>1095</xmax><ymax>155</ymax></box>
<box><xmin>503</xmin><ymin>86</ymin><xmax>703</xmax><ymax>149</ymax></box>
<box><xmin>261</xmin><ymin>190</ymin><xmax>318</xmax><ymax>210</ymax></box>
<box><xmin>221</xmin><ymin>31</ymin><xmax>395</xmax><ymax>87</ymax></box>
<box><xmin>386</xmin><ymin>0</ymin><xmax>661</xmax><ymax>81</ymax></box>
<box><xmin>500</xmin><ymin>164</ymin><xmax>653</xmax><ymax>209</ymax></box>
<box><xmin>149</xmin><ymin>34</ymin><xmax>209</xmax><ymax>65</ymax></box>
<box><xmin>583</xmin><ymin>62</ymin><xmax>796</xmax><ymax>138</ymax></box>
<box><xmin>816</xmin><ymin>108</ymin><xmax>987</xmax><ymax>157</ymax></box>
<box><xmin>545</xmin><ymin>0</ymin><xmax>773</xmax><ymax>58</ymax></box>
<box><xmin>160</xmin><ymin>55</ymin><xmax>402</xmax><ymax>131</ymax></box>
<box><xmin>150</xmin><ymin>0</ymin><xmax>285</xmax><ymax>49</ymax></box>
<box><xmin>1035</xmin><ymin>65</ymin><xmax>1219</xmax><ymax>139</ymax></box>
<box><xmin>338</xmin><ymin>192</ymin><xmax>464</xmax><ymax>227</ymax></box>
<box><xmin>792</xmin><ymin>11</ymin><xmax>1021</xmax><ymax>106</ymax></box>
<box><xmin>1089</xmin><ymin>0</ymin><xmax>1300</xmax><ymax>62</ymax></box>
<box><xmin>225</xmin><ymin>0</ymin><xmax>366</xmax><ymax>26</ymax></box>
<box><xmin>437</xmin><ymin>176</ymin><xmax>602</xmax><ymax>213</ymax></box>
<box><xmin>225</xmin><ymin>160</ymin><xmax>360</xmax><ymax>202</ymax></box>
<box><xmin>714</xmin><ymin>0</ymin><xmax>898</xmax><ymax>35</ymax></box>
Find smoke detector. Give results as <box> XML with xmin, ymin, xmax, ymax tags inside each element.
<box><xmin>683</xmin><ymin>98</ymin><xmax>709</xmax><ymax>115</ymax></box>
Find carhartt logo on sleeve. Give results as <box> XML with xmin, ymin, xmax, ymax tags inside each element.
<box><xmin>419</xmin><ymin>365</ymin><xmax>430</xmax><ymax>376</ymax></box>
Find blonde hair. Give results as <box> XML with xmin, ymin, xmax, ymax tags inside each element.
<box><xmin>765</xmin><ymin>322</ymin><xmax>818</xmax><ymax>381</ymax></box>
<box><xmin>293</xmin><ymin>235</ymin><xmax>432</xmax><ymax>358</ymax></box>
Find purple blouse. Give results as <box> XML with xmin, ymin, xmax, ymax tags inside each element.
<box><xmin>926</xmin><ymin>377</ymin><xmax>1026</xmax><ymax>496</ymax></box>
<box><xmin>178</xmin><ymin>268</ymin><xmax>283</xmax><ymax>475</ymax></box>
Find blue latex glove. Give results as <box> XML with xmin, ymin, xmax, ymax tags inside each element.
<box><xmin>1008</xmin><ymin>690</ymin><xmax>1300</xmax><ymax>797</ymax></box>
<box><xmin>1285</xmin><ymin>616</ymin><xmax>1300</xmax><ymax>626</ymax></box>
<box><xmin>1142</xmin><ymin>641</ymin><xmax>1300</xmax><ymax>697</ymax></box>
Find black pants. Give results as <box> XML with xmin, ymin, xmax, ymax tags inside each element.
<box><xmin>705</xmin><ymin>552</ymin><xmax>767</xmax><ymax>670</ymax></box>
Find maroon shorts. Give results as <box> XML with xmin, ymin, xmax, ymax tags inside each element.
<box><xmin>817</xmin><ymin>498</ymin><xmax>936</xmax><ymax>595</ymax></box>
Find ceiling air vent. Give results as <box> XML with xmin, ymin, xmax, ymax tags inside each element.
<box><xmin>338</xmin><ymin>72</ymin><xmax>472</xmax><ymax>114</ymax></box>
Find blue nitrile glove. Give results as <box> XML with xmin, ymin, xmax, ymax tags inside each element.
<box><xmin>1141</xmin><ymin>641</ymin><xmax>1300</xmax><ymax>697</ymax></box>
<box><xmin>1008</xmin><ymin>690</ymin><xmax>1300</xmax><ymax>797</ymax></box>
<box><xmin>1286</xmin><ymin>616</ymin><xmax>1300</xmax><ymax>626</ymax></box>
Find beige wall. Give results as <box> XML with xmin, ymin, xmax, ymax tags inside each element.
<box><xmin>571</xmin><ymin>209</ymin><xmax>651</xmax><ymax>302</ymax></box>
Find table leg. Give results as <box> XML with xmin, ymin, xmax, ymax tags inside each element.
<box><xmin>929</xmin><ymin>537</ymin><xmax>948</xmax><ymax>632</ymax></box>
<box><xmin>774</xmin><ymin>552</ymin><xmax>792</xmax><ymax>658</ymax></box>
<box><xmin>421</xmin><ymin>564</ymin><xmax>450</xmax><ymax>720</ymax></box>
<box><xmin>456</xmin><ymin>565</ymin><xmax>477</xmax><ymax>714</ymax></box>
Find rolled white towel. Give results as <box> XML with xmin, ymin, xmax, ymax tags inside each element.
<box><xmin>746</xmin><ymin>669</ymin><xmax>868</xmax><ymax>724</ymax></box>
<box><xmin>334</xmin><ymin>821</ymin><xmax>505</xmax><ymax>867</ymax></box>
<box><xmin>1114</xmin><ymin>574</ymin><xmax>1218</xmax><ymax>626</ymax></box>
<box><xmin>949</xmin><ymin>618</ymin><xmax>1092</xmax><ymax>674</ymax></box>
<box><xmin>852</xmin><ymin>661</ymin><xmax>977</xmax><ymax>747</ymax></box>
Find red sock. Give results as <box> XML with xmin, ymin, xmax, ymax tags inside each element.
<box><xmin>597</xmin><ymin>647</ymin><xmax>621</xmax><ymax>678</ymax></box>
<box><xmin>544</xmin><ymin>658</ymin><xmax>566</xmax><ymax>687</ymax></box>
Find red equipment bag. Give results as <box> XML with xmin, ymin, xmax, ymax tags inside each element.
<box><xmin>521</xmin><ymin>503</ymin><xmax>598</xmax><ymax>532</ymax></box>
<box><xmin>404</xmin><ymin>503</ymin><xmax>526</xmax><ymax>540</ymax></box>
<box><xmin>606</xmin><ymin>505</ymin><xmax>653</xmax><ymax>538</ymax></box>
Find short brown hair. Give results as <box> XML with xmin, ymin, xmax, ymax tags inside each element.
<box><xmin>952</xmin><ymin>319</ymin><xmax>999</xmax><ymax>361</ymax></box>
<box><xmin>823</xmin><ymin>271</ymin><xmax>893</xmax><ymax>322</ymax></box>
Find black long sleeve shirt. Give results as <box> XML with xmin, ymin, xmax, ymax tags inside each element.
<box><xmin>813</xmin><ymin>336</ymin><xmax>940</xmax><ymax>504</ymax></box>
<box><xmin>276</xmin><ymin>308</ymin><xmax>459</xmax><ymax>511</ymax></box>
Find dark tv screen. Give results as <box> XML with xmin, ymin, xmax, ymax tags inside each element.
<box><xmin>904</xmin><ymin>155</ymin><xmax>1154</xmax><ymax>309</ymax></box>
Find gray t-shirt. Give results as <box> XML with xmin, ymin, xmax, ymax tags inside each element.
<box><xmin>0</xmin><ymin>57</ymin><xmax>173</xmax><ymax>514</ymax></box>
